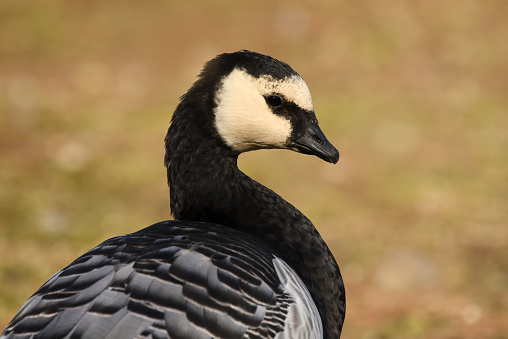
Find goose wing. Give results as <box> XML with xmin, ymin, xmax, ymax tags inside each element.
<box><xmin>2</xmin><ymin>221</ymin><xmax>321</xmax><ymax>339</ymax></box>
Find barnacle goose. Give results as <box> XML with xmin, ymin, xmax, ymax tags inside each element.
<box><xmin>2</xmin><ymin>50</ymin><xmax>345</xmax><ymax>339</ymax></box>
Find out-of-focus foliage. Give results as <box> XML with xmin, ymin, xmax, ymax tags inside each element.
<box><xmin>1</xmin><ymin>1</ymin><xmax>507</xmax><ymax>338</ymax></box>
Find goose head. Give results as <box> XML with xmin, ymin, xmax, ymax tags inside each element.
<box><xmin>167</xmin><ymin>50</ymin><xmax>339</xmax><ymax>165</ymax></box>
<box><xmin>213</xmin><ymin>51</ymin><xmax>339</xmax><ymax>164</ymax></box>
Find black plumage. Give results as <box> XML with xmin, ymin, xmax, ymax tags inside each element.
<box><xmin>2</xmin><ymin>50</ymin><xmax>345</xmax><ymax>339</ymax></box>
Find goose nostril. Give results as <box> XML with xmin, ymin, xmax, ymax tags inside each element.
<box><xmin>312</xmin><ymin>133</ymin><xmax>322</xmax><ymax>144</ymax></box>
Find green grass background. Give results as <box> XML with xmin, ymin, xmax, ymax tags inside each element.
<box><xmin>1</xmin><ymin>1</ymin><xmax>507</xmax><ymax>338</ymax></box>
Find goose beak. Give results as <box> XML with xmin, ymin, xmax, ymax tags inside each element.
<box><xmin>293</xmin><ymin>124</ymin><xmax>340</xmax><ymax>164</ymax></box>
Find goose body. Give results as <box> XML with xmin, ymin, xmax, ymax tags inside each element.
<box><xmin>2</xmin><ymin>51</ymin><xmax>345</xmax><ymax>338</ymax></box>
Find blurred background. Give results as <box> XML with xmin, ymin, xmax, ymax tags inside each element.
<box><xmin>1</xmin><ymin>1</ymin><xmax>507</xmax><ymax>338</ymax></box>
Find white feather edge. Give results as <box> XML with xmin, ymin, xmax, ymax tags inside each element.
<box><xmin>273</xmin><ymin>256</ymin><xmax>323</xmax><ymax>339</ymax></box>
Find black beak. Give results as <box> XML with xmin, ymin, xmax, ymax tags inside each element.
<box><xmin>293</xmin><ymin>124</ymin><xmax>340</xmax><ymax>164</ymax></box>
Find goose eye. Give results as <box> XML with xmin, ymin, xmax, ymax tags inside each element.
<box><xmin>265</xmin><ymin>95</ymin><xmax>283</xmax><ymax>107</ymax></box>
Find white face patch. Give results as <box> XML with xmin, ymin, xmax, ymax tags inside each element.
<box><xmin>214</xmin><ymin>68</ymin><xmax>313</xmax><ymax>152</ymax></box>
